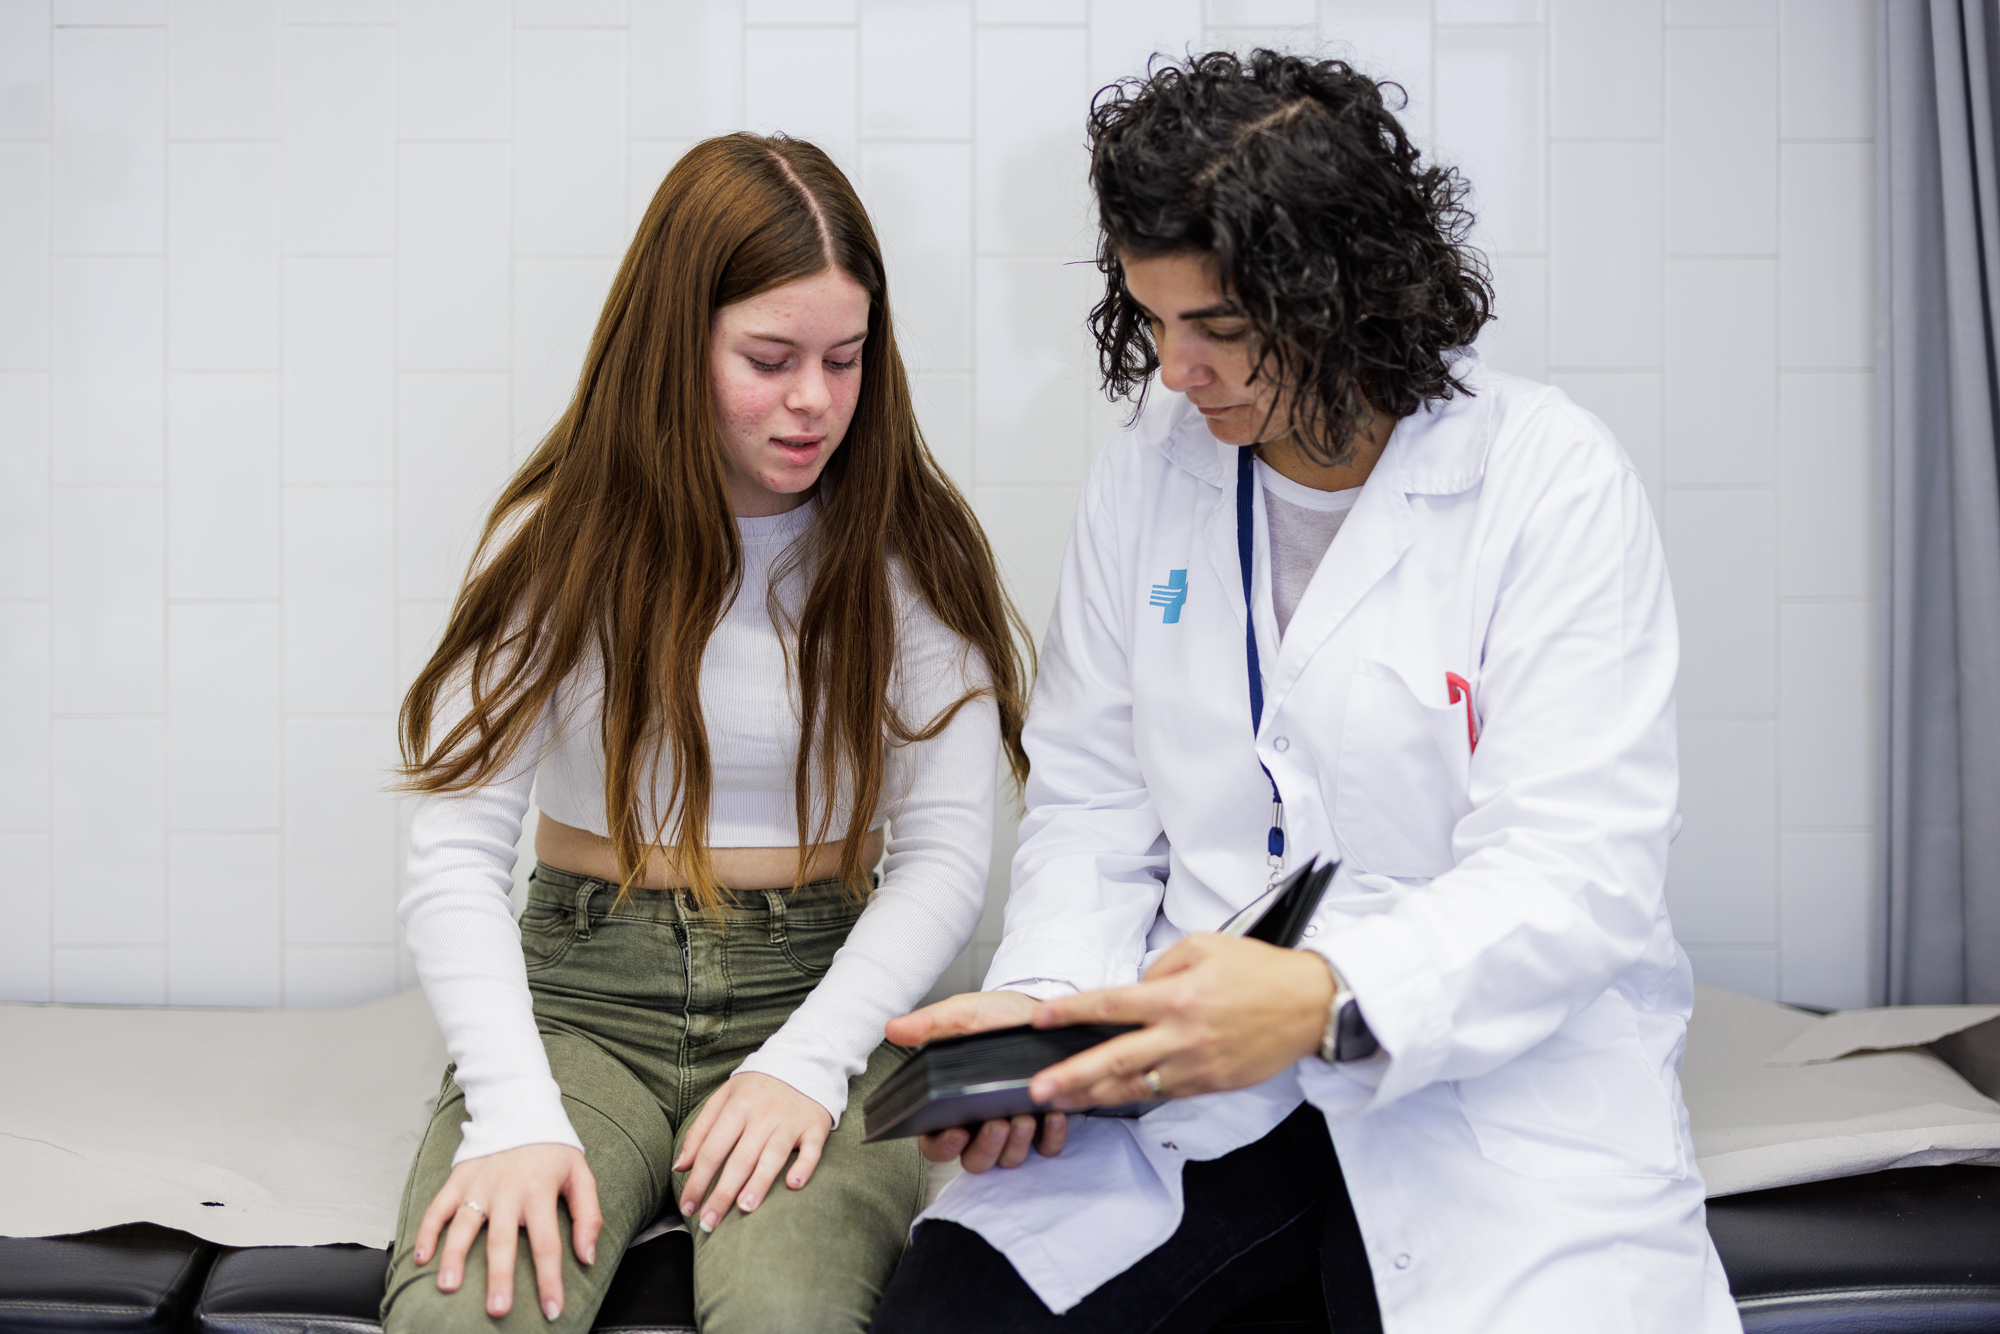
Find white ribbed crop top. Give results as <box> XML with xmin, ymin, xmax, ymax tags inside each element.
<box><xmin>399</xmin><ymin>502</ymin><xmax>1000</xmax><ymax>1162</ymax></box>
<box><xmin>530</xmin><ymin>502</ymin><xmax>909</xmax><ymax>847</ymax></box>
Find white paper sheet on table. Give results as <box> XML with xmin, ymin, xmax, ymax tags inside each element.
<box><xmin>9</xmin><ymin>983</ymin><xmax>2000</xmax><ymax>1245</ymax></box>
<box><xmin>1761</xmin><ymin>1002</ymin><xmax>2000</xmax><ymax>1066</ymax></box>
<box><xmin>1</xmin><ymin>988</ymin><xmax>959</xmax><ymax>1249</ymax></box>
<box><xmin>1681</xmin><ymin>986</ymin><xmax>2000</xmax><ymax>1196</ymax></box>
<box><xmin>0</xmin><ymin>989</ymin><xmax>447</xmax><ymax>1247</ymax></box>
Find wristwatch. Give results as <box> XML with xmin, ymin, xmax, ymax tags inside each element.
<box><xmin>1316</xmin><ymin>958</ymin><xmax>1379</xmax><ymax>1063</ymax></box>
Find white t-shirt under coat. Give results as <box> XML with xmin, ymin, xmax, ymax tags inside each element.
<box><xmin>1259</xmin><ymin>458</ymin><xmax>1360</xmax><ymax>639</ymax></box>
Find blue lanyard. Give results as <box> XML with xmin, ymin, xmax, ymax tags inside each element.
<box><xmin>1235</xmin><ymin>447</ymin><xmax>1286</xmax><ymax>883</ymax></box>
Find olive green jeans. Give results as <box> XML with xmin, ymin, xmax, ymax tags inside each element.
<box><xmin>381</xmin><ymin>864</ymin><xmax>925</xmax><ymax>1334</ymax></box>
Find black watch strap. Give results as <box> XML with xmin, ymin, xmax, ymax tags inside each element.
<box><xmin>1334</xmin><ymin>997</ymin><xmax>1379</xmax><ymax>1062</ymax></box>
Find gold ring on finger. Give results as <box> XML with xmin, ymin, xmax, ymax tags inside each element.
<box><xmin>459</xmin><ymin>1200</ymin><xmax>486</xmax><ymax>1217</ymax></box>
<box><xmin>1144</xmin><ymin>1069</ymin><xmax>1165</xmax><ymax>1098</ymax></box>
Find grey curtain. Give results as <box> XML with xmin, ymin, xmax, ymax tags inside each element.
<box><xmin>1878</xmin><ymin>0</ymin><xmax>2000</xmax><ymax>1003</ymax></box>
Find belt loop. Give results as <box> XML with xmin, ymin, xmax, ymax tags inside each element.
<box><xmin>573</xmin><ymin>880</ymin><xmax>597</xmax><ymax>941</ymax></box>
<box><xmin>762</xmin><ymin>888</ymin><xmax>786</xmax><ymax>947</ymax></box>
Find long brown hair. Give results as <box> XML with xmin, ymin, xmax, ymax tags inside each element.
<box><xmin>398</xmin><ymin>133</ymin><xmax>1031</xmax><ymax>910</ymax></box>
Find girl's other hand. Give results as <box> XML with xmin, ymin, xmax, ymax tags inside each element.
<box><xmin>414</xmin><ymin>1142</ymin><xmax>601</xmax><ymax>1322</ymax></box>
<box><xmin>916</xmin><ymin>1110</ymin><xmax>1068</xmax><ymax>1173</ymax></box>
<box><xmin>887</xmin><ymin>989</ymin><xmax>1067</xmax><ymax>1172</ymax></box>
<box><xmin>674</xmin><ymin>1072</ymin><xmax>834</xmax><ymax>1233</ymax></box>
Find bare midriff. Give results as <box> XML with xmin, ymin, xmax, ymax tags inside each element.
<box><xmin>535</xmin><ymin>812</ymin><xmax>883</xmax><ymax>892</ymax></box>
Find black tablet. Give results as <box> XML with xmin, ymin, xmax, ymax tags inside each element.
<box><xmin>861</xmin><ymin>857</ymin><xmax>1338</xmax><ymax>1142</ymax></box>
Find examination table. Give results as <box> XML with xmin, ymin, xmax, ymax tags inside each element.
<box><xmin>6</xmin><ymin>985</ymin><xmax>2000</xmax><ymax>1333</ymax></box>
<box><xmin>4</xmin><ymin>1165</ymin><xmax>1998</xmax><ymax>1333</ymax></box>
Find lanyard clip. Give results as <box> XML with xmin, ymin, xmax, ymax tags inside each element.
<box><xmin>1266</xmin><ymin>800</ymin><xmax>1286</xmax><ymax>886</ymax></box>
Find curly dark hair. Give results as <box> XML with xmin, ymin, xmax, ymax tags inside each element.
<box><xmin>1087</xmin><ymin>49</ymin><xmax>1494</xmax><ymax>463</ymax></box>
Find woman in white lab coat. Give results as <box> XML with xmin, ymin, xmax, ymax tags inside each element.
<box><xmin>872</xmin><ymin>50</ymin><xmax>1742</xmax><ymax>1334</ymax></box>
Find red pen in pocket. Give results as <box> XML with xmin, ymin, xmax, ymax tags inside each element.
<box><xmin>1446</xmin><ymin>672</ymin><xmax>1479</xmax><ymax>752</ymax></box>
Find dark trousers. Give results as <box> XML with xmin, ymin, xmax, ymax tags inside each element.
<box><xmin>871</xmin><ymin>1103</ymin><xmax>1383</xmax><ymax>1334</ymax></box>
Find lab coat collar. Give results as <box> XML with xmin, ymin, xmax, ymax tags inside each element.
<box><xmin>1154</xmin><ymin>350</ymin><xmax>1496</xmax><ymax>500</ymax></box>
<box><xmin>1153</xmin><ymin>392</ymin><xmax>1227</xmax><ymax>488</ymax></box>
<box><xmin>1368</xmin><ymin>350</ymin><xmax>1497</xmax><ymax>499</ymax></box>
<box><xmin>1268</xmin><ymin>359</ymin><xmax>1496</xmax><ymax>711</ymax></box>
<box><xmin>1163</xmin><ymin>351</ymin><xmax>1496</xmax><ymax>647</ymax></box>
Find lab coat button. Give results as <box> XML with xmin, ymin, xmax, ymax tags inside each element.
<box><xmin>1273</xmin><ymin>736</ymin><xmax>1290</xmax><ymax>751</ymax></box>
<box><xmin>1394</xmin><ymin>1254</ymin><xmax>1411</xmax><ymax>1270</ymax></box>
<box><xmin>1304</xmin><ymin>923</ymin><xmax>1319</xmax><ymax>937</ymax></box>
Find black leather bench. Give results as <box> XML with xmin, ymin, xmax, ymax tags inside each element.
<box><xmin>1707</xmin><ymin>1165</ymin><xmax>2000</xmax><ymax>1333</ymax></box>
<box><xmin>1212</xmin><ymin>1165</ymin><xmax>2000</xmax><ymax>1332</ymax></box>
<box><xmin>1211</xmin><ymin>1164</ymin><xmax>2000</xmax><ymax>1333</ymax></box>
<box><xmin>189</xmin><ymin>1232</ymin><xmax>695</xmax><ymax>1334</ymax></box>
<box><xmin>8</xmin><ymin>1166</ymin><xmax>1998</xmax><ymax>1334</ymax></box>
<box><xmin>0</xmin><ymin>1224</ymin><xmax>217</xmax><ymax>1334</ymax></box>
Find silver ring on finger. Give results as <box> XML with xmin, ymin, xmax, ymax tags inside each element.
<box><xmin>458</xmin><ymin>1200</ymin><xmax>486</xmax><ymax>1218</ymax></box>
<box><xmin>1143</xmin><ymin>1069</ymin><xmax>1165</xmax><ymax>1099</ymax></box>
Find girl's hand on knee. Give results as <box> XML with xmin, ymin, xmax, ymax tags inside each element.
<box><xmin>414</xmin><ymin>1143</ymin><xmax>601</xmax><ymax>1323</ymax></box>
<box><xmin>675</xmin><ymin>1072</ymin><xmax>833</xmax><ymax>1234</ymax></box>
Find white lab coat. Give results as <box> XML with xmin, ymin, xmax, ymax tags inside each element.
<box><xmin>921</xmin><ymin>356</ymin><xmax>1743</xmax><ymax>1332</ymax></box>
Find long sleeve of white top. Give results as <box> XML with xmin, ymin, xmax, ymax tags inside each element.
<box><xmin>401</xmin><ymin>703</ymin><xmax>572</xmax><ymax>1164</ymax></box>
<box><xmin>400</xmin><ymin>607</ymin><xmax>998</xmax><ymax>1165</ymax></box>
<box><xmin>734</xmin><ymin>615</ymin><xmax>998</xmax><ymax>1118</ymax></box>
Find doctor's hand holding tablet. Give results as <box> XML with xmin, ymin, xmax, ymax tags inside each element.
<box><xmin>886</xmin><ymin>936</ymin><xmax>1335</xmax><ymax>1168</ymax></box>
<box><xmin>884</xmin><ymin>856</ymin><xmax>1352</xmax><ymax>1168</ymax></box>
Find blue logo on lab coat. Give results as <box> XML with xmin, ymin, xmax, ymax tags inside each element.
<box><xmin>1149</xmin><ymin>569</ymin><xmax>1188</xmax><ymax>623</ymax></box>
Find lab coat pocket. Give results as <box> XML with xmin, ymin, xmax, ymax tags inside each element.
<box><xmin>1332</xmin><ymin>659</ymin><xmax>1471</xmax><ymax>878</ymax></box>
<box><xmin>1451</xmin><ymin>1011</ymin><xmax>1684</xmax><ymax>1180</ymax></box>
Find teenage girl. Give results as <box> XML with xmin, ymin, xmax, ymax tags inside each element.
<box><xmin>380</xmin><ymin>133</ymin><xmax>1028</xmax><ymax>1334</ymax></box>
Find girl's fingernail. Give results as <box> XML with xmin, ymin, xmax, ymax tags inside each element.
<box><xmin>679</xmin><ymin>1198</ymin><xmax>694</xmax><ymax>1216</ymax></box>
<box><xmin>788</xmin><ymin>1176</ymin><xmax>802</xmax><ymax>1188</ymax></box>
<box><xmin>740</xmin><ymin>1193</ymin><xmax>757</xmax><ymax>1210</ymax></box>
<box><xmin>700</xmin><ymin>1212</ymin><xmax>717</xmax><ymax>1233</ymax></box>
<box><xmin>440</xmin><ymin>1270</ymin><xmax>457</xmax><ymax>1288</ymax></box>
<box><xmin>544</xmin><ymin>1299</ymin><xmax>561</xmax><ymax>1320</ymax></box>
<box><xmin>584</xmin><ymin>1243</ymin><xmax>596</xmax><ymax>1264</ymax></box>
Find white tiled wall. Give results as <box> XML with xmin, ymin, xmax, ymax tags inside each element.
<box><xmin>0</xmin><ymin>0</ymin><xmax>1876</xmax><ymax>1011</ymax></box>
